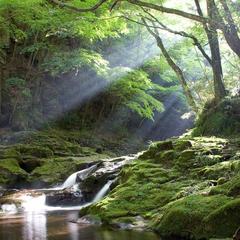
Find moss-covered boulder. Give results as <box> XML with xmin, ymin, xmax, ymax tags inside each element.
<box><xmin>193</xmin><ymin>97</ymin><xmax>240</xmax><ymax>137</ymax></box>
<box><xmin>153</xmin><ymin>195</ymin><xmax>231</xmax><ymax>239</ymax></box>
<box><xmin>139</xmin><ymin>140</ymin><xmax>173</xmax><ymax>160</ymax></box>
<box><xmin>0</xmin><ymin>159</ymin><xmax>28</xmax><ymax>185</ymax></box>
<box><xmin>204</xmin><ymin>199</ymin><xmax>240</xmax><ymax>238</ymax></box>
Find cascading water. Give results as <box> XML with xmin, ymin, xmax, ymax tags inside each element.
<box><xmin>21</xmin><ymin>194</ymin><xmax>47</xmax><ymax>212</ymax></box>
<box><xmin>61</xmin><ymin>165</ymin><xmax>97</xmax><ymax>189</ymax></box>
<box><xmin>93</xmin><ymin>180</ymin><xmax>113</xmax><ymax>203</ymax></box>
<box><xmin>0</xmin><ymin>154</ymin><xmax>139</xmax><ymax>214</ymax></box>
<box><xmin>1</xmin><ymin>204</ymin><xmax>18</xmax><ymax>214</ymax></box>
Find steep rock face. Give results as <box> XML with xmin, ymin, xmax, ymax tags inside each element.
<box><xmin>82</xmin><ymin>136</ymin><xmax>240</xmax><ymax>239</ymax></box>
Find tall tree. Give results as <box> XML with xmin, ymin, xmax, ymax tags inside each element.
<box><xmin>142</xmin><ymin>18</ymin><xmax>198</xmax><ymax>112</ymax></box>
<box><xmin>218</xmin><ymin>0</ymin><xmax>240</xmax><ymax>58</ymax></box>
<box><xmin>48</xmin><ymin>0</ymin><xmax>240</xmax><ymax>100</ymax></box>
<box><xmin>195</xmin><ymin>0</ymin><xmax>226</xmax><ymax>100</ymax></box>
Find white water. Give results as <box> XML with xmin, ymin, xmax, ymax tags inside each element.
<box><xmin>1</xmin><ymin>204</ymin><xmax>18</xmax><ymax>214</ymax></box>
<box><xmin>61</xmin><ymin>164</ymin><xmax>97</xmax><ymax>189</ymax></box>
<box><xmin>20</xmin><ymin>179</ymin><xmax>113</xmax><ymax>213</ymax></box>
<box><xmin>93</xmin><ymin>180</ymin><xmax>113</xmax><ymax>203</ymax></box>
<box><xmin>20</xmin><ymin>194</ymin><xmax>91</xmax><ymax>212</ymax></box>
<box><xmin>21</xmin><ymin>194</ymin><xmax>47</xmax><ymax>212</ymax></box>
<box><xmin>1</xmin><ymin>154</ymin><xmax>140</xmax><ymax>214</ymax></box>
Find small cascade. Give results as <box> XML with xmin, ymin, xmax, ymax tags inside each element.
<box><xmin>1</xmin><ymin>204</ymin><xmax>18</xmax><ymax>214</ymax></box>
<box><xmin>61</xmin><ymin>165</ymin><xmax>97</xmax><ymax>189</ymax></box>
<box><xmin>93</xmin><ymin>180</ymin><xmax>113</xmax><ymax>203</ymax></box>
<box><xmin>21</xmin><ymin>194</ymin><xmax>47</xmax><ymax>212</ymax></box>
<box><xmin>0</xmin><ymin>154</ymin><xmax>140</xmax><ymax>213</ymax></box>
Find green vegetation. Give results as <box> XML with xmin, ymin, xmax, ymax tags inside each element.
<box><xmin>82</xmin><ymin>135</ymin><xmax>240</xmax><ymax>239</ymax></box>
<box><xmin>0</xmin><ymin>129</ymin><xmax>126</xmax><ymax>186</ymax></box>
<box><xmin>0</xmin><ymin>0</ymin><xmax>240</xmax><ymax>239</ymax></box>
<box><xmin>193</xmin><ymin>97</ymin><xmax>240</xmax><ymax>137</ymax></box>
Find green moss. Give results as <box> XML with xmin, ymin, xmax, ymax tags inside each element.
<box><xmin>193</xmin><ymin>98</ymin><xmax>240</xmax><ymax>137</ymax></box>
<box><xmin>82</xmin><ymin>135</ymin><xmax>240</xmax><ymax>239</ymax></box>
<box><xmin>154</xmin><ymin>150</ymin><xmax>176</xmax><ymax>165</ymax></box>
<box><xmin>204</xmin><ymin>199</ymin><xmax>240</xmax><ymax>238</ymax></box>
<box><xmin>0</xmin><ymin>128</ymin><xmax>112</xmax><ymax>186</ymax></box>
<box><xmin>174</xmin><ymin>140</ymin><xmax>192</xmax><ymax>151</ymax></box>
<box><xmin>175</xmin><ymin>150</ymin><xmax>196</xmax><ymax>169</ymax></box>
<box><xmin>0</xmin><ymin>158</ymin><xmax>26</xmax><ymax>175</ymax></box>
<box><xmin>31</xmin><ymin>157</ymin><xmax>78</xmax><ymax>184</ymax></box>
<box><xmin>199</xmin><ymin>160</ymin><xmax>240</xmax><ymax>180</ymax></box>
<box><xmin>17</xmin><ymin>144</ymin><xmax>53</xmax><ymax>158</ymax></box>
<box><xmin>153</xmin><ymin>195</ymin><xmax>230</xmax><ymax>239</ymax></box>
<box><xmin>210</xmin><ymin>175</ymin><xmax>240</xmax><ymax>196</ymax></box>
<box><xmin>0</xmin><ymin>158</ymin><xmax>27</xmax><ymax>185</ymax></box>
<box><xmin>139</xmin><ymin>140</ymin><xmax>173</xmax><ymax>160</ymax></box>
<box><xmin>0</xmin><ymin>147</ymin><xmax>20</xmax><ymax>159</ymax></box>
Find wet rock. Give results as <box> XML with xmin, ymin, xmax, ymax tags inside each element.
<box><xmin>78</xmin><ymin>158</ymin><xmax>132</xmax><ymax>201</ymax></box>
<box><xmin>112</xmin><ymin>216</ymin><xmax>148</xmax><ymax>231</ymax></box>
<box><xmin>174</xmin><ymin>140</ymin><xmax>192</xmax><ymax>151</ymax></box>
<box><xmin>45</xmin><ymin>188</ymin><xmax>85</xmax><ymax>206</ymax></box>
<box><xmin>156</xmin><ymin>141</ymin><xmax>174</xmax><ymax>151</ymax></box>
<box><xmin>77</xmin><ymin>215</ymin><xmax>102</xmax><ymax>225</ymax></box>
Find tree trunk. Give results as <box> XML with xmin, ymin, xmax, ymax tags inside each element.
<box><xmin>142</xmin><ymin>18</ymin><xmax>198</xmax><ymax>112</ymax></box>
<box><xmin>156</xmin><ymin>37</ymin><xmax>198</xmax><ymax>112</ymax></box>
<box><xmin>218</xmin><ymin>0</ymin><xmax>240</xmax><ymax>58</ymax></box>
<box><xmin>206</xmin><ymin>0</ymin><xmax>226</xmax><ymax>101</ymax></box>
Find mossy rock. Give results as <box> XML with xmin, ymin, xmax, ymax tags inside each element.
<box><xmin>30</xmin><ymin>158</ymin><xmax>77</xmax><ymax>184</ymax></box>
<box><xmin>139</xmin><ymin>141</ymin><xmax>173</xmax><ymax>160</ymax></box>
<box><xmin>199</xmin><ymin>160</ymin><xmax>240</xmax><ymax>180</ymax></box>
<box><xmin>174</xmin><ymin>140</ymin><xmax>192</xmax><ymax>151</ymax></box>
<box><xmin>17</xmin><ymin>145</ymin><xmax>53</xmax><ymax>158</ymax></box>
<box><xmin>0</xmin><ymin>159</ymin><xmax>26</xmax><ymax>175</ymax></box>
<box><xmin>175</xmin><ymin>150</ymin><xmax>196</xmax><ymax>169</ymax></box>
<box><xmin>179</xmin><ymin>150</ymin><xmax>196</xmax><ymax>161</ymax></box>
<box><xmin>193</xmin><ymin>97</ymin><xmax>240</xmax><ymax>137</ymax></box>
<box><xmin>227</xmin><ymin>178</ymin><xmax>240</xmax><ymax>196</ymax></box>
<box><xmin>154</xmin><ymin>150</ymin><xmax>176</xmax><ymax>166</ymax></box>
<box><xmin>217</xmin><ymin>177</ymin><xmax>228</xmax><ymax>185</ymax></box>
<box><xmin>153</xmin><ymin>195</ymin><xmax>231</xmax><ymax>239</ymax></box>
<box><xmin>0</xmin><ymin>158</ymin><xmax>28</xmax><ymax>185</ymax></box>
<box><xmin>0</xmin><ymin>147</ymin><xmax>20</xmax><ymax>159</ymax></box>
<box><xmin>82</xmin><ymin>135</ymin><xmax>240</xmax><ymax>239</ymax></box>
<box><xmin>204</xmin><ymin>199</ymin><xmax>240</xmax><ymax>238</ymax></box>
<box><xmin>155</xmin><ymin>140</ymin><xmax>174</xmax><ymax>151</ymax></box>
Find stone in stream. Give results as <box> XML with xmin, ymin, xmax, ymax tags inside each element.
<box><xmin>45</xmin><ymin>156</ymin><xmax>135</xmax><ymax>206</ymax></box>
<box><xmin>77</xmin><ymin>157</ymin><xmax>132</xmax><ymax>201</ymax></box>
<box><xmin>45</xmin><ymin>187</ymin><xmax>84</xmax><ymax>206</ymax></box>
<box><xmin>77</xmin><ymin>215</ymin><xmax>102</xmax><ymax>225</ymax></box>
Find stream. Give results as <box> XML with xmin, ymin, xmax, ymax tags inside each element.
<box><xmin>0</xmin><ymin>154</ymin><xmax>160</xmax><ymax>240</ymax></box>
<box><xmin>0</xmin><ymin>211</ymin><xmax>160</xmax><ymax>240</ymax></box>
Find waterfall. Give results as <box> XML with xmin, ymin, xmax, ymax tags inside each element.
<box><xmin>61</xmin><ymin>165</ymin><xmax>97</xmax><ymax>189</ymax></box>
<box><xmin>93</xmin><ymin>180</ymin><xmax>113</xmax><ymax>203</ymax></box>
<box><xmin>0</xmin><ymin>154</ymin><xmax>139</xmax><ymax>214</ymax></box>
<box><xmin>21</xmin><ymin>194</ymin><xmax>47</xmax><ymax>212</ymax></box>
<box><xmin>1</xmin><ymin>204</ymin><xmax>18</xmax><ymax>214</ymax></box>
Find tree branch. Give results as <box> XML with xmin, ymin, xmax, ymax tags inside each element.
<box><xmin>141</xmin><ymin>8</ymin><xmax>212</xmax><ymax>65</ymax></box>
<box><xmin>47</xmin><ymin>0</ymin><xmax>109</xmax><ymax>12</ymax></box>
<box><xmin>142</xmin><ymin>17</ymin><xmax>198</xmax><ymax>112</ymax></box>
<box><xmin>128</xmin><ymin>0</ymin><xmax>207</xmax><ymax>23</ymax></box>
